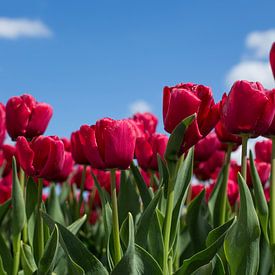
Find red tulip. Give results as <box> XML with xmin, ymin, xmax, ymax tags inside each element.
<box><xmin>220</xmin><ymin>81</ymin><xmax>275</xmax><ymax>137</ymax></box>
<box><xmin>215</xmin><ymin>121</ymin><xmax>241</xmax><ymax>145</ymax></box>
<box><xmin>163</xmin><ymin>83</ymin><xmax>219</xmax><ymax>151</ymax></box>
<box><xmin>0</xmin><ymin>144</ymin><xmax>17</xmax><ymax>177</ymax></box>
<box><xmin>135</xmin><ymin>133</ymin><xmax>168</xmax><ymax>171</ymax></box>
<box><xmin>16</xmin><ymin>135</ymin><xmax>65</xmax><ymax>181</ymax></box>
<box><xmin>71</xmin><ymin>166</ymin><xmax>95</xmax><ymax>191</ymax></box>
<box><xmin>270</xmin><ymin>42</ymin><xmax>275</xmax><ymax>80</ymax></box>
<box><xmin>89</xmin><ymin>210</ymin><xmax>99</xmax><ymax>225</ymax></box>
<box><xmin>0</xmin><ymin>103</ymin><xmax>5</xmax><ymax>147</ymax></box>
<box><xmin>6</xmin><ymin>94</ymin><xmax>53</xmax><ymax>140</ymax></box>
<box><xmin>255</xmin><ymin>139</ymin><xmax>272</xmax><ymax>163</ymax></box>
<box><xmin>227</xmin><ymin>180</ymin><xmax>239</xmax><ymax>206</ymax></box>
<box><xmin>54</xmin><ymin>151</ymin><xmax>74</xmax><ymax>182</ymax></box>
<box><xmin>132</xmin><ymin>112</ymin><xmax>158</xmax><ymax>134</ymax></box>
<box><xmin>194</xmin><ymin>132</ymin><xmax>220</xmax><ymax>162</ymax></box>
<box><xmin>0</xmin><ymin>172</ymin><xmax>12</xmax><ymax>204</ymax></box>
<box><xmin>80</xmin><ymin>118</ymin><xmax>136</xmax><ymax>170</ymax></box>
<box><xmin>264</xmin><ymin>187</ymin><xmax>270</xmax><ymax>202</ymax></box>
<box><xmin>61</xmin><ymin>137</ymin><xmax>71</xmax><ymax>152</ymax></box>
<box><xmin>71</xmin><ymin>130</ymin><xmax>89</xmax><ymax>165</ymax></box>
<box><xmin>191</xmin><ymin>184</ymin><xmax>205</xmax><ymax>200</ymax></box>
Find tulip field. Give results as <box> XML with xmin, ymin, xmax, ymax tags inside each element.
<box><xmin>0</xmin><ymin>44</ymin><xmax>275</xmax><ymax>275</ymax></box>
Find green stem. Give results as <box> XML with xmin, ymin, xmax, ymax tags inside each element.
<box><xmin>78</xmin><ymin>165</ymin><xmax>87</xmax><ymax>217</ymax></box>
<box><xmin>241</xmin><ymin>135</ymin><xmax>249</xmax><ymax>181</ymax></box>
<box><xmin>270</xmin><ymin>138</ymin><xmax>275</xmax><ymax>257</ymax></box>
<box><xmin>110</xmin><ymin>168</ymin><xmax>121</xmax><ymax>264</ymax></box>
<box><xmin>37</xmin><ymin>178</ymin><xmax>44</xmax><ymax>261</ymax></box>
<box><xmin>218</xmin><ymin>143</ymin><xmax>232</xmax><ymax>226</ymax></box>
<box><xmin>163</xmin><ymin>175</ymin><xmax>175</xmax><ymax>275</ymax></box>
<box><xmin>20</xmin><ymin>168</ymin><xmax>28</xmax><ymax>244</ymax></box>
<box><xmin>12</xmin><ymin>234</ymin><xmax>21</xmax><ymax>275</ymax></box>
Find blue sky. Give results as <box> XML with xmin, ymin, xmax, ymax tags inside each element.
<box><xmin>0</xmin><ymin>0</ymin><xmax>275</xmax><ymax>138</ymax></box>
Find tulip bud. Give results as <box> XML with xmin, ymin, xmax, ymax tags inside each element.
<box><xmin>220</xmin><ymin>81</ymin><xmax>275</xmax><ymax>137</ymax></box>
<box><xmin>255</xmin><ymin>139</ymin><xmax>272</xmax><ymax>163</ymax></box>
<box><xmin>135</xmin><ymin>133</ymin><xmax>168</xmax><ymax>171</ymax></box>
<box><xmin>132</xmin><ymin>112</ymin><xmax>158</xmax><ymax>134</ymax></box>
<box><xmin>0</xmin><ymin>144</ymin><xmax>17</xmax><ymax>177</ymax></box>
<box><xmin>16</xmin><ymin>135</ymin><xmax>65</xmax><ymax>181</ymax></box>
<box><xmin>0</xmin><ymin>103</ymin><xmax>5</xmax><ymax>147</ymax></box>
<box><xmin>80</xmin><ymin>118</ymin><xmax>136</xmax><ymax>170</ymax></box>
<box><xmin>246</xmin><ymin>159</ymin><xmax>270</xmax><ymax>187</ymax></box>
<box><xmin>163</xmin><ymin>83</ymin><xmax>219</xmax><ymax>151</ymax></box>
<box><xmin>6</xmin><ymin>94</ymin><xmax>53</xmax><ymax>140</ymax></box>
<box><xmin>270</xmin><ymin>42</ymin><xmax>275</xmax><ymax>80</ymax></box>
<box><xmin>71</xmin><ymin>130</ymin><xmax>89</xmax><ymax>165</ymax></box>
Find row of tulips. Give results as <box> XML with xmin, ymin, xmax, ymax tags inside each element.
<box><xmin>0</xmin><ymin>43</ymin><xmax>274</xmax><ymax>275</ymax></box>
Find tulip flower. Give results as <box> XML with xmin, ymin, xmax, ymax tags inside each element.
<box><xmin>163</xmin><ymin>83</ymin><xmax>219</xmax><ymax>151</ymax></box>
<box><xmin>0</xmin><ymin>144</ymin><xmax>17</xmax><ymax>177</ymax></box>
<box><xmin>255</xmin><ymin>139</ymin><xmax>272</xmax><ymax>163</ymax></box>
<box><xmin>6</xmin><ymin>94</ymin><xmax>53</xmax><ymax>140</ymax></box>
<box><xmin>61</xmin><ymin>137</ymin><xmax>71</xmax><ymax>152</ymax></box>
<box><xmin>132</xmin><ymin>112</ymin><xmax>158</xmax><ymax>134</ymax></box>
<box><xmin>191</xmin><ymin>184</ymin><xmax>205</xmax><ymax>200</ymax></box>
<box><xmin>215</xmin><ymin>121</ymin><xmax>241</xmax><ymax>145</ymax></box>
<box><xmin>270</xmin><ymin>42</ymin><xmax>275</xmax><ymax>80</ymax></box>
<box><xmin>247</xmin><ymin>159</ymin><xmax>270</xmax><ymax>187</ymax></box>
<box><xmin>194</xmin><ymin>132</ymin><xmax>221</xmax><ymax>162</ymax></box>
<box><xmin>0</xmin><ymin>103</ymin><xmax>5</xmax><ymax>147</ymax></box>
<box><xmin>227</xmin><ymin>180</ymin><xmax>239</xmax><ymax>206</ymax></box>
<box><xmin>71</xmin><ymin>130</ymin><xmax>89</xmax><ymax>165</ymax></box>
<box><xmin>135</xmin><ymin>133</ymin><xmax>168</xmax><ymax>171</ymax></box>
<box><xmin>16</xmin><ymin>135</ymin><xmax>65</xmax><ymax>181</ymax></box>
<box><xmin>80</xmin><ymin>118</ymin><xmax>136</xmax><ymax>170</ymax></box>
<box><xmin>0</xmin><ymin>181</ymin><xmax>12</xmax><ymax>204</ymax></box>
<box><xmin>220</xmin><ymin>81</ymin><xmax>275</xmax><ymax>137</ymax></box>
<box><xmin>71</xmin><ymin>165</ymin><xmax>95</xmax><ymax>191</ymax></box>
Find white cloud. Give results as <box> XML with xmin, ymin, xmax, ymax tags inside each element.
<box><xmin>129</xmin><ymin>100</ymin><xmax>152</xmax><ymax>114</ymax></box>
<box><xmin>0</xmin><ymin>17</ymin><xmax>52</xmax><ymax>39</ymax></box>
<box><xmin>226</xmin><ymin>61</ymin><xmax>274</xmax><ymax>89</ymax></box>
<box><xmin>246</xmin><ymin>29</ymin><xmax>275</xmax><ymax>58</ymax></box>
<box><xmin>225</xmin><ymin>29</ymin><xmax>275</xmax><ymax>89</ymax></box>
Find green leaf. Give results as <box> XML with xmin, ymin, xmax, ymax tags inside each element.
<box><xmin>21</xmin><ymin>243</ymin><xmax>38</xmax><ymax>275</ymax></box>
<box><xmin>175</xmin><ymin>218</ymin><xmax>234</xmax><ymax>275</ymax></box>
<box><xmin>118</xmin><ymin>170</ymin><xmax>140</xmax><ymax>225</ymax></box>
<box><xmin>37</xmin><ymin>225</ymin><xmax>59</xmax><ymax>275</ymax></box>
<box><xmin>249</xmin><ymin>150</ymin><xmax>269</xmax><ymax>243</ymax></box>
<box><xmin>186</xmin><ymin>190</ymin><xmax>211</xmax><ymax>252</ymax></box>
<box><xmin>59</xmin><ymin>182</ymin><xmax>71</xmax><ymax>204</ymax></box>
<box><xmin>157</xmin><ymin>154</ymin><xmax>169</xmax><ymax>198</ymax></box>
<box><xmin>0</xmin><ymin>199</ymin><xmax>11</xmax><ymax>224</ymax></box>
<box><xmin>0</xmin><ymin>233</ymin><xmax>12</xmax><ymax>274</ymax></box>
<box><xmin>12</xmin><ymin>157</ymin><xmax>26</xmax><ymax>236</ymax></box>
<box><xmin>258</xmin><ymin>235</ymin><xmax>272</xmax><ymax>275</ymax></box>
<box><xmin>164</xmin><ymin>114</ymin><xmax>195</xmax><ymax>164</ymax></box>
<box><xmin>224</xmin><ymin>173</ymin><xmax>261</xmax><ymax>275</ymax></box>
<box><xmin>111</xmin><ymin>213</ymin><xmax>162</xmax><ymax>275</ymax></box>
<box><xmin>0</xmin><ymin>256</ymin><xmax>7</xmax><ymax>275</ymax></box>
<box><xmin>42</xmin><ymin>212</ymin><xmax>108</xmax><ymax>275</ymax></box>
<box><xmin>169</xmin><ymin>149</ymin><xmax>193</xmax><ymax>248</ymax></box>
<box><xmin>47</xmin><ymin>184</ymin><xmax>65</xmax><ymax>225</ymax></box>
<box><xmin>25</xmin><ymin>177</ymin><xmax>38</xmax><ymax>220</ymax></box>
<box><xmin>130</xmin><ymin>162</ymin><xmax>152</xmax><ymax>208</ymax></box>
<box><xmin>135</xmin><ymin>188</ymin><xmax>163</xmax><ymax>247</ymax></box>
<box><xmin>67</xmin><ymin>214</ymin><xmax>87</xmax><ymax>234</ymax></box>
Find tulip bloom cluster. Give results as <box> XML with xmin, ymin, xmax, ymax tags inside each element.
<box><xmin>0</xmin><ymin>42</ymin><xmax>275</xmax><ymax>275</ymax></box>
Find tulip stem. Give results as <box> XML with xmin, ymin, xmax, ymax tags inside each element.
<box><xmin>219</xmin><ymin>143</ymin><xmax>232</xmax><ymax>226</ymax></box>
<box><xmin>270</xmin><ymin>137</ymin><xmax>275</xmax><ymax>258</ymax></box>
<box><xmin>20</xmin><ymin>168</ymin><xmax>28</xmax><ymax>244</ymax></box>
<box><xmin>37</xmin><ymin>178</ymin><xmax>44</xmax><ymax>261</ymax></box>
<box><xmin>241</xmin><ymin>134</ymin><xmax>249</xmax><ymax>181</ymax></box>
<box><xmin>110</xmin><ymin>168</ymin><xmax>121</xmax><ymax>265</ymax></box>
<box><xmin>78</xmin><ymin>165</ymin><xmax>87</xmax><ymax>217</ymax></box>
<box><xmin>12</xmin><ymin>233</ymin><xmax>21</xmax><ymax>275</ymax></box>
<box><xmin>163</xmin><ymin>174</ymin><xmax>175</xmax><ymax>275</ymax></box>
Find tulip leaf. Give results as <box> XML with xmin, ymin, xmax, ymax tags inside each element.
<box><xmin>25</xmin><ymin>177</ymin><xmax>38</xmax><ymax>220</ymax></box>
<box><xmin>259</xmin><ymin>235</ymin><xmax>272</xmax><ymax>275</ymax></box>
<box><xmin>67</xmin><ymin>214</ymin><xmax>87</xmax><ymax>234</ymax></box>
<box><xmin>47</xmin><ymin>184</ymin><xmax>65</xmax><ymax>225</ymax></box>
<box><xmin>59</xmin><ymin>181</ymin><xmax>71</xmax><ymax>204</ymax></box>
<box><xmin>164</xmin><ymin>114</ymin><xmax>195</xmax><ymax>164</ymax></box>
<box><xmin>0</xmin><ymin>256</ymin><xmax>7</xmax><ymax>275</ymax></box>
<box><xmin>135</xmin><ymin>188</ymin><xmax>163</xmax><ymax>247</ymax></box>
<box><xmin>37</xmin><ymin>225</ymin><xmax>59</xmax><ymax>275</ymax></box>
<box><xmin>111</xmin><ymin>213</ymin><xmax>162</xmax><ymax>275</ymax></box>
<box><xmin>12</xmin><ymin>157</ymin><xmax>26</xmax><ymax>236</ymax></box>
<box><xmin>118</xmin><ymin>170</ymin><xmax>140</xmax><ymax>225</ymax></box>
<box><xmin>249</xmin><ymin>150</ymin><xmax>269</xmax><ymax>243</ymax></box>
<box><xmin>0</xmin><ymin>199</ymin><xmax>11</xmax><ymax>225</ymax></box>
<box><xmin>130</xmin><ymin>162</ymin><xmax>152</xmax><ymax>208</ymax></box>
<box><xmin>0</xmin><ymin>232</ymin><xmax>12</xmax><ymax>274</ymax></box>
<box><xmin>174</xmin><ymin>218</ymin><xmax>234</xmax><ymax>275</ymax></box>
<box><xmin>224</xmin><ymin>173</ymin><xmax>261</xmax><ymax>275</ymax></box>
<box><xmin>157</xmin><ymin>154</ymin><xmax>169</xmax><ymax>198</ymax></box>
<box><xmin>42</xmin><ymin>211</ymin><xmax>108</xmax><ymax>275</ymax></box>
<box><xmin>21</xmin><ymin>243</ymin><xmax>38</xmax><ymax>275</ymax></box>
<box><xmin>186</xmin><ymin>190</ymin><xmax>212</xmax><ymax>253</ymax></box>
